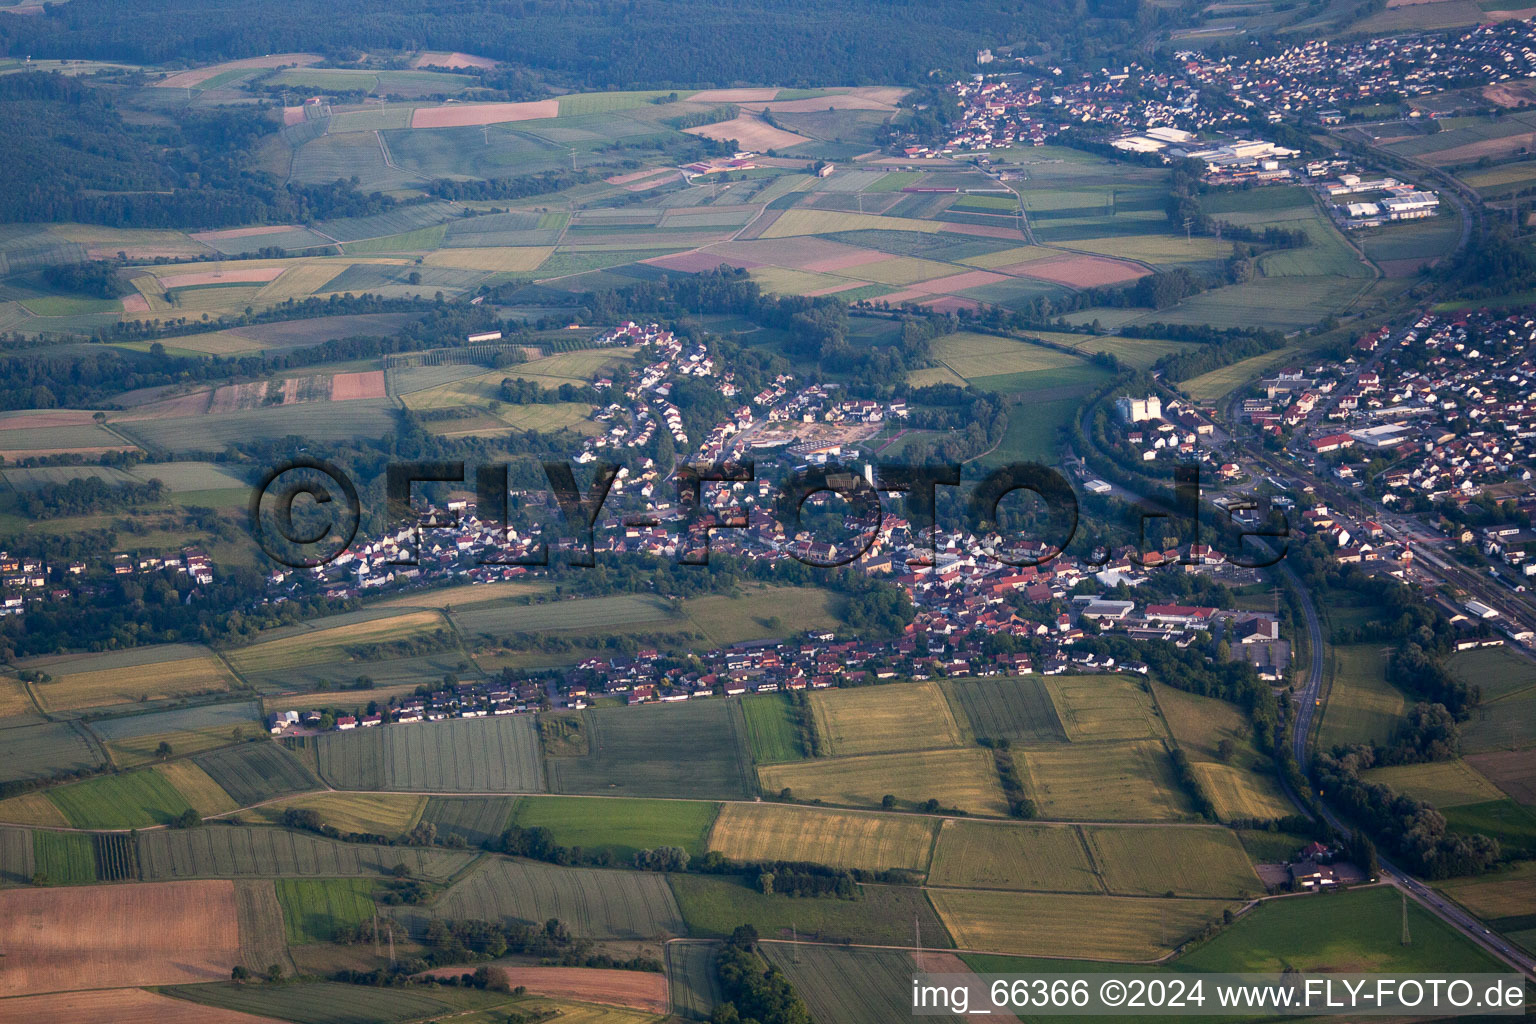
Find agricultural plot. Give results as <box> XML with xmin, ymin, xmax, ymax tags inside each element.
<box><xmin>808</xmin><ymin>681</ymin><xmax>965</xmax><ymax>756</ymax></box>
<box><xmin>1189</xmin><ymin>762</ymin><xmax>1296</xmax><ymax>821</ymax></box>
<box><xmin>1442</xmin><ymin>798</ymin><xmax>1536</xmax><ymax>859</ymax></box>
<box><xmin>308</xmin><ymin>715</ymin><xmax>545</xmax><ymax>793</ymax></box>
<box><xmin>1147</xmin><ymin>276</ymin><xmax>1369</xmax><ymax>333</ymax></box>
<box><xmin>87</xmin><ymin>701</ymin><xmax>262</xmax><ymax>765</ymax></box>
<box><xmin>927</xmin><ymin>819</ymin><xmax>1100</xmax><ymax>893</ymax></box>
<box><xmin>93</xmin><ymin>833</ymin><xmax>136</xmax><ymax>882</ymax></box>
<box><xmin>254</xmin><ymin>792</ymin><xmax>426</xmax><ymax>836</ymax></box>
<box><xmin>1448</xmin><ymin>644</ymin><xmax>1536</xmax><ymax>701</ymax></box>
<box><xmin>226</xmin><ymin>610</ymin><xmax>447</xmax><ymax>675</ymax></box>
<box><xmin>0</xmin><ymin>792</ymin><xmax>68</xmax><ymax>827</ymax></box>
<box><xmin>1361</xmin><ymin>759</ymin><xmax>1505</xmax><ymax>809</ymax></box>
<box><xmin>290</xmin><ymin>131</ymin><xmax>422</xmax><ymax>191</ymax></box>
<box><xmin>47</xmin><ymin>769</ymin><xmax>193</xmax><ymax>829</ymax></box>
<box><xmin>395</xmin><ymin>859</ymin><xmax>685</xmax><ymax>940</ymax></box>
<box><xmin>757</xmin><ymin>748</ymin><xmax>1009</xmax><ymax>817</ymax></box>
<box><xmin>1467</xmin><ymin>748</ymin><xmax>1536</xmax><ymax>807</ymax></box>
<box><xmin>421</xmin><ymin>796</ymin><xmax>517</xmax><ymax>847</ymax></box>
<box><xmin>547</xmin><ymin>701</ymin><xmax>754</xmax><ymax>801</ymax></box>
<box><xmin>740</xmin><ymin>693</ymin><xmax>807</xmax><ymax>764</ymax></box>
<box><xmin>1083</xmin><ymin>826</ymin><xmax>1262</xmax><ymax>898</ymax></box>
<box><xmin>276</xmin><ymin>877</ymin><xmax>376</xmax><ymax>944</ymax></box>
<box><xmin>764</xmin><ymin>946</ymin><xmax>971</xmax><ymax>1024</ymax></box>
<box><xmin>33</xmin><ymin>831</ymin><xmax>95</xmax><ymax>885</ymax></box>
<box><xmin>927</xmin><ymin>332</ymin><xmax>1082</xmax><ymax>383</ymax></box>
<box><xmin>667</xmin><ymin>940</ymin><xmax>723</xmax><ymax>1021</ymax></box>
<box><xmin>0</xmin><ymin>880</ymin><xmax>241</xmax><ymax>995</ymax></box>
<box><xmin>670</xmin><ymin>874</ymin><xmax>947</xmax><ymax>947</ymax></box>
<box><xmin>1150</xmin><ymin>681</ymin><xmax>1252</xmax><ymax>763</ymax></box>
<box><xmin>24</xmin><ymin>644</ymin><xmax>238</xmax><ymax>712</ymax></box>
<box><xmin>930</xmin><ymin>889</ymin><xmax>1230</xmax><ymax>960</ymax></box>
<box><xmin>115</xmin><ymin>399</ymin><xmax>399</xmax><ymax>454</ymax></box>
<box><xmin>708</xmin><ymin>803</ymin><xmax>937</xmax><ymax>874</ymax></box>
<box><xmin>160</xmin><ymin>980</ymin><xmax>502</xmax><ymax>1024</ymax></box>
<box><xmin>1438</xmin><ymin>859</ymin><xmax>1536</xmax><ymax>935</ymax></box>
<box><xmin>1023</xmin><ymin>329</ymin><xmax>1198</xmax><ymax>370</ymax></box>
<box><xmin>191</xmin><ymin>742</ymin><xmax>319</xmax><ymax>807</ymax></box>
<box><xmin>1045</xmin><ymin>674</ymin><xmax>1165</xmax><ymax>742</ymax></box>
<box><xmin>138</xmin><ymin>824</ymin><xmax>476</xmax><ymax>881</ymax></box>
<box><xmin>1319</xmin><ymin>645</ymin><xmax>1406</xmax><ymax>751</ymax></box>
<box><xmin>510</xmin><ymin>796</ymin><xmax>719</xmax><ymax>860</ymax></box>
<box><xmin>1018</xmin><ymin>741</ymin><xmax>1192</xmax><ymax>821</ymax></box>
<box><xmin>1461</xmin><ymin>682</ymin><xmax>1536</xmax><ymax>754</ymax></box>
<box><xmin>0</xmin><ymin>826</ymin><xmax>34</xmax><ymax>884</ymax></box>
<box><xmin>0</xmin><ymin>988</ymin><xmax>303</xmax><ymax>1024</ymax></box>
<box><xmin>0</xmin><ymin>721</ymin><xmax>103</xmax><ymax>783</ymax></box>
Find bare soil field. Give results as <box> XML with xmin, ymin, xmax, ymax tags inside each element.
<box><xmin>191</xmin><ymin>225</ymin><xmax>307</xmax><ymax>242</ymax></box>
<box><xmin>330</xmin><ymin>370</ymin><xmax>387</xmax><ymax>401</ymax></box>
<box><xmin>645</xmin><ymin>251</ymin><xmax>763</xmax><ymax>273</ymax></box>
<box><xmin>684</xmin><ymin>115</ymin><xmax>812</xmax><ymax>150</ymax></box>
<box><xmin>121</xmin><ymin>293</ymin><xmax>149</xmax><ymax>313</ymax></box>
<box><xmin>0</xmin><ymin>880</ymin><xmax>241</xmax><ymax>995</ymax></box>
<box><xmin>417</xmin><ymin>966</ymin><xmax>668</xmax><ymax>1013</ymax></box>
<box><xmin>0</xmin><ymin>988</ymin><xmax>284</xmax><ymax>1024</ymax></box>
<box><xmin>156</xmin><ymin>53</ymin><xmax>320</xmax><ymax>90</ymax></box>
<box><xmin>411</xmin><ymin>100</ymin><xmax>560</xmax><ymax>128</ymax></box>
<box><xmin>1425</xmin><ymin>132</ymin><xmax>1536</xmax><ymax>166</ymax></box>
<box><xmin>910</xmin><ymin>269</ymin><xmax>1010</xmax><ymax>293</ymax></box>
<box><xmin>158</xmin><ymin>267</ymin><xmax>286</xmax><ymax>289</ymax></box>
<box><xmin>412</xmin><ymin>51</ymin><xmax>499</xmax><ymax>69</ymax></box>
<box><xmin>690</xmin><ymin>88</ymin><xmax>781</xmax><ymax>102</ymax></box>
<box><xmin>743</xmin><ymin>94</ymin><xmax>899</xmax><ymax>113</ymax></box>
<box><xmin>1467</xmin><ymin>749</ymin><xmax>1536</xmax><ymax>805</ymax></box>
<box><xmin>1017</xmin><ymin>253</ymin><xmax>1149</xmax><ymax>286</ymax></box>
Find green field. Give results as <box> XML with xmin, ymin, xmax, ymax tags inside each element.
<box><xmin>708</xmin><ymin>802</ymin><xmax>937</xmax><ymax>874</ymax></box>
<box><xmin>193</xmin><ymin>742</ymin><xmax>320</xmax><ymax>807</ymax></box>
<box><xmin>928</xmin><ymin>819</ymin><xmax>1100</xmax><ymax>893</ymax></box>
<box><xmin>1449</xmin><ymin>646</ymin><xmax>1536</xmax><ymax>701</ymax></box>
<box><xmin>276</xmin><ymin>877</ymin><xmax>377</xmax><ymax>944</ymax></box>
<box><xmin>670</xmin><ymin>874</ymin><xmax>948</xmax><ymax>947</ymax></box>
<box><xmin>1319</xmin><ymin>645</ymin><xmax>1406</xmax><ymax>751</ymax></box>
<box><xmin>395</xmin><ymin>858</ymin><xmax>685</xmax><ymax>939</ymax></box>
<box><xmin>1442</xmin><ymin>799</ymin><xmax>1536</xmax><ymax>859</ymax></box>
<box><xmin>740</xmin><ymin>693</ymin><xmax>808</xmax><ymax>763</ymax></box>
<box><xmin>546</xmin><ymin>700</ymin><xmax>755</xmax><ymax>800</ymax></box>
<box><xmin>304</xmin><ymin>715</ymin><xmax>545</xmax><ymax>792</ymax></box>
<box><xmin>509</xmin><ymin>795</ymin><xmax>720</xmax><ymax>860</ymax></box>
<box><xmin>161</xmin><ymin>982</ymin><xmax>510</xmax><ymax>1024</ymax></box>
<box><xmin>138</xmin><ymin>823</ymin><xmax>477</xmax><ymax>880</ymax></box>
<box><xmin>763</xmin><ymin>946</ymin><xmax>953</xmax><ymax>1024</ymax></box>
<box><xmin>1361</xmin><ymin>759</ymin><xmax>1505</xmax><ymax>809</ymax></box>
<box><xmin>32</xmin><ymin>830</ymin><xmax>96</xmax><ymax>885</ymax></box>
<box><xmin>46</xmin><ymin>769</ymin><xmax>194</xmax><ymax>829</ymax></box>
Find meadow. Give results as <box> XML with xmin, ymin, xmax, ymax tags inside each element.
<box><xmin>1081</xmin><ymin>826</ymin><xmax>1263</xmax><ymax>898</ymax></box>
<box><xmin>740</xmin><ymin>692</ymin><xmax>807</xmax><ymax>763</ymax></box>
<box><xmin>1360</xmin><ymin>759</ymin><xmax>1505</xmax><ymax>809</ymax></box>
<box><xmin>708</xmin><ymin>802</ymin><xmax>937</xmax><ymax>874</ymax></box>
<box><xmin>1318</xmin><ymin>645</ymin><xmax>1405</xmax><ymax>751</ymax></box>
<box><xmin>758</xmin><ymin>748</ymin><xmax>1009</xmax><ymax>816</ymax></box>
<box><xmin>1461</xmin><ymin>681</ymin><xmax>1536</xmax><ymax>754</ymax></box>
<box><xmin>276</xmin><ymin>878</ymin><xmax>377</xmax><ymax>944</ymax></box>
<box><xmin>307</xmin><ymin>715</ymin><xmax>545</xmax><ymax>793</ymax></box>
<box><xmin>763</xmin><ymin>946</ymin><xmax>944</xmax><ymax>1024</ymax></box>
<box><xmin>1447</xmin><ymin>644</ymin><xmax>1536</xmax><ymax>701</ymax></box>
<box><xmin>1017</xmin><ymin>741</ymin><xmax>1192</xmax><ymax>821</ymax></box>
<box><xmin>546</xmin><ymin>701</ymin><xmax>755</xmax><ymax>801</ymax></box>
<box><xmin>138</xmin><ymin>824</ymin><xmax>476</xmax><ymax>881</ymax></box>
<box><xmin>225</xmin><ymin>609</ymin><xmax>449</xmax><ymax>675</ymax></box>
<box><xmin>395</xmin><ymin>859</ymin><xmax>685</xmax><ymax>940</ymax></box>
<box><xmin>46</xmin><ymin>768</ymin><xmax>194</xmax><ymax>829</ymax></box>
<box><xmin>1044</xmin><ymin>674</ymin><xmax>1164</xmax><ymax>742</ymax></box>
<box><xmin>808</xmin><ymin>681</ymin><xmax>965</xmax><ymax>756</ymax></box>
<box><xmin>509</xmin><ymin>795</ymin><xmax>721</xmax><ymax>860</ymax></box>
<box><xmin>927</xmin><ymin>819</ymin><xmax>1100</xmax><ymax>893</ymax></box>
<box><xmin>0</xmin><ymin>720</ymin><xmax>105</xmax><ymax>782</ymax></box>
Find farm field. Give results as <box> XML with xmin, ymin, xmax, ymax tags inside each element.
<box><xmin>0</xmin><ymin>826</ymin><xmax>34</xmax><ymax>884</ymax></box>
<box><xmin>667</xmin><ymin>940</ymin><xmax>723</xmax><ymax>1021</ymax></box>
<box><xmin>757</xmin><ymin>748</ymin><xmax>1010</xmax><ymax>817</ymax></box>
<box><xmin>940</xmin><ymin>676</ymin><xmax>1068</xmax><ymax>743</ymax></box>
<box><xmin>421</xmin><ymin>796</ymin><xmax>518</xmax><ymax>847</ymax></box>
<box><xmin>546</xmin><ymin>700</ymin><xmax>754</xmax><ymax>801</ymax></box>
<box><xmin>32</xmin><ymin>830</ymin><xmax>96</xmax><ymax>885</ymax></box>
<box><xmin>395</xmin><ymin>859</ymin><xmax>685</xmax><ymax>940</ymax></box>
<box><xmin>192</xmin><ymin>742</ymin><xmax>320</xmax><ymax>807</ymax></box>
<box><xmin>24</xmin><ymin>644</ymin><xmax>239</xmax><ymax>712</ymax></box>
<box><xmin>927</xmin><ymin>819</ymin><xmax>1100</xmax><ymax>893</ymax></box>
<box><xmin>1361</xmin><ymin>759</ymin><xmax>1505</xmax><ymax>808</ymax></box>
<box><xmin>669</xmin><ymin>874</ymin><xmax>948</xmax><ymax>947</ymax></box>
<box><xmin>740</xmin><ymin>693</ymin><xmax>807</xmax><ymax>763</ymax></box>
<box><xmin>160</xmin><ymin>980</ymin><xmax>510</xmax><ymax>1024</ymax></box>
<box><xmin>763</xmin><ymin>946</ymin><xmax>972</xmax><ymax>1024</ymax></box>
<box><xmin>276</xmin><ymin>878</ymin><xmax>377</xmax><ymax>944</ymax></box>
<box><xmin>138</xmin><ymin>824</ymin><xmax>476</xmax><ymax>881</ymax></box>
<box><xmin>1447</xmin><ymin>645</ymin><xmax>1536</xmax><ymax>701</ymax></box>
<box><xmin>0</xmin><ymin>880</ymin><xmax>241</xmax><ymax>995</ymax></box>
<box><xmin>89</xmin><ymin>701</ymin><xmax>263</xmax><ymax>765</ymax></box>
<box><xmin>927</xmin><ymin>332</ymin><xmax>1082</xmax><ymax>382</ymax></box>
<box><xmin>1467</xmin><ymin>747</ymin><xmax>1536</xmax><ymax>807</ymax></box>
<box><xmin>252</xmin><ymin>791</ymin><xmax>427</xmax><ymax>836</ymax></box>
<box><xmin>1044</xmin><ymin>674</ymin><xmax>1164</xmax><ymax>742</ymax></box>
<box><xmin>0</xmin><ymin>987</ymin><xmax>297</xmax><ymax>1024</ymax></box>
<box><xmin>225</xmin><ymin>609</ymin><xmax>449</xmax><ymax>675</ymax></box>
<box><xmin>1189</xmin><ymin>762</ymin><xmax>1296</xmax><ymax>821</ymax></box>
<box><xmin>306</xmin><ymin>715</ymin><xmax>545</xmax><ymax>793</ymax></box>
<box><xmin>708</xmin><ymin>802</ymin><xmax>937</xmax><ymax>874</ymax></box>
<box><xmin>1082</xmin><ymin>826</ymin><xmax>1263</xmax><ymax>898</ymax></box>
<box><xmin>1150</xmin><ymin>681</ymin><xmax>1251</xmax><ymax>762</ymax></box>
<box><xmin>0</xmin><ymin>721</ymin><xmax>104</xmax><ymax>782</ymax></box>
<box><xmin>46</xmin><ymin>768</ymin><xmax>193</xmax><ymax>829</ymax></box>
<box><xmin>1024</xmin><ymin>329</ymin><xmax>1198</xmax><ymax>370</ymax></box>
<box><xmin>509</xmin><ymin>795</ymin><xmax>720</xmax><ymax>860</ymax></box>
<box><xmin>1438</xmin><ymin>859</ymin><xmax>1536</xmax><ymax>947</ymax></box>
<box><xmin>1461</xmin><ymin>680</ymin><xmax>1536</xmax><ymax>753</ymax></box>
<box><xmin>931</xmin><ymin>889</ymin><xmax>1231</xmax><ymax>960</ymax></box>
<box><xmin>1018</xmin><ymin>741</ymin><xmax>1192</xmax><ymax>821</ymax></box>
<box><xmin>1442</xmin><ymin>798</ymin><xmax>1536</xmax><ymax>859</ymax></box>
<box><xmin>808</xmin><ymin>681</ymin><xmax>964</xmax><ymax>756</ymax></box>
<box><xmin>1319</xmin><ymin>645</ymin><xmax>1406</xmax><ymax>751</ymax></box>
<box><xmin>0</xmin><ymin>791</ymin><xmax>68</xmax><ymax>827</ymax></box>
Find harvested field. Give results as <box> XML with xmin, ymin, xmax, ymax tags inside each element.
<box><xmin>88</xmin><ymin>701</ymin><xmax>262</xmax><ymax>765</ymax></box>
<box><xmin>0</xmin><ymin>988</ymin><xmax>287</xmax><ymax>1024</ymax></box>
<box><xmin>764</xmin><ymin>946</ymin><xmax>990</xmax><ymax>1024</ymax></box>
<box><xmin>667</xmin><ymin>939</ymin><xmax>722</xmax><ymax>1020</ymax></box>
<box><xmin>808</xmin><ymin>681</ymin><xmax>964</xmax><ymax>756</ymax></box>
<box><xmin>422</xmin><ymin>246</ymin><xmax>553</xmax><ymax>272</ymax></box>
<box><xmin>690</xmin><ymin>87</ymin><xmax>781</xmax><ymax>102</ymax></box>
<box><xmin>929</xmin><ymin>889</ymin><xmax>1230</xmax><ymax>959</ymax></box>
<box><xmin>396</xmin><ymin>859</ymin><xmax>685</xmax><ymax>940</ymax></box>
<box><xmin>226</xmin><ymin>610</ymin><xmax>446</xmax><ymax>674</ymax></box>
<box><xmin>941</xmin><ymin>677</ymin><xmax>1067</xmax><ymax>743</ymax></box>
<box><xmin>156</xmin><ymin>760</ymin><xmax>240</xmax><ymax>815</ymax></box>
<box><xmin>0</xmin><ymin>792</ymin><xmax>67</xmax><ymax>827</ymax></box>
<box><xmin>155</xmin><ymin>53</ymin><xmax>320</xmax><ymax>89</ymax></box>
<box><xmin>411</xmin><ymin>100</ymin><xmax>560</xmax><ymax>127</ymax></box>
<box><xmin>138</xmin><ymin>824</ymin><xmax>475</xmax><ymax>881</ymax></box>
<box><xmin>1467</xmin><ymin>749</ymin><xmax>1536</xmax><ymax>806</ymax></box>
<box><xmin>684</xmin><ymin>115</ymin><xmax>811</xmax><ymax>150</ymax></box>
<box><xmin>0</xmin><ymin>880</ymin><xmax>241</xmax><ymax>995</ymax></box>
<box><xmin>157</xmin><ymin>267</ymin><xmax>286</xmax><ymax>289</ymax></box>
<box><xmin>1015</xmin><ymin>252</ymin><xmax>1148</xmax><ymax>286</ymax></box>
<box><xmin>1018</xmin><ymin>741</ymin><xmax>1192</xmax><ymax>821</ymax></box>
<box><xmin>421</xmin><ymin>796</ymin><xmax>517</xmax><ymax>846</ymax></box>
<box><xmin>928</xmin><ymin>819</ymin><xmax>1100</xmax><ymax>893</ymax></box>
<box><xmin>708</xmin><ymin>803</ymin><xmax>936</xmax><ymax>874</ymax></box>
<box><xmin>757</xmin><ymin>748</ymin><xmax>1009</xmax><ymax>817</ymax></box>
<box><xmin>670</xmin><ymin>874</ymin><xmax>947</xmax><ymax>947</ymax></box>
<box><xmin>0</xmin><ymin>721</ymin><xmax>103</xmax><ymax>783</ymax></box>
<box><xmin>253</xmin><ymin>792</ymin><xmax>425</xmax><ymax>836</ymax></box>
<box><xmin>1362</xmin><ymin>759</ymin><xmax>1505</xmax><ymax>808</ymax></box>
<box><xmin>329</xmin><ymin>370</ymin><xmax>387</xmax><ymax>401</ymax></box>
<box><xmin>26</xmin><ymin>644</ymin><xmax>238</xmax><ymax>712</ymax></box>
<box><xmin>1083</xmin><ymin>825</ymin><xmax>1263</xmax><ymax>898</ymax></box>
<box><xmin>1045</xmin><ymin>674</ymin><xmax>1164</xmax><ymax>742</ymax></box>
<box><xmin>547</xmin><ymin>700</ymin><xmax>753</xmax><ymax>801</ymax></box>
<box><xmin>427</xmin><ymin>966</ymin><xmax>669</xmax><ymax>1015</ymax></box>
<box><xmin>233</xmin><ymin>879</ymin><xmax>293</xmax><ymax>976</ymax></box>
<box><xmin>1190</xmin><ymin>762</ymin><xmax>1295</xmax><ymax>821</ymax></box>
<box><xmin>412</xmin><ymin>51</ymin><xmax>499</xmax><ymax>69</ymax></box>
<box><xmin>306</xmin><ymin>715</ymin><xmax>545</xmax><ymax>793</ymax></box>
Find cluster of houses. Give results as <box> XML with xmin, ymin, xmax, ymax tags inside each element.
<box><xmin>267</xmin><ymin>679</ymin><xmax>546</xmax><ymax>736</ymax></box>
<box><xmin>2</xmin><ymin>545</ymin><xmax>216</xmax><ymax>615</ymax></box>
<box><xmin>1112</xmin><ymin>393</ymin><xmax>1224</xmax><ymax>468</ymax></box>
